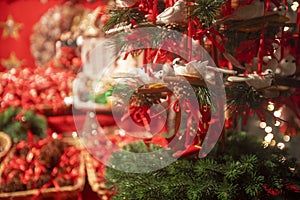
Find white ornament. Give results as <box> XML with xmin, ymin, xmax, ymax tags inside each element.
<box><xmin>186</xmin><ymin>60</ymin><xmax>237</xmax><ymax>75</ymax></box>
<box><xmin>273</xmin><ymin>4</ymin><xmax>287</xmax><ymax>16</ymax></box>
<box><xmin>227</xmin><ymin>69</ymin><xmax>274</xmax><ymax>90</ymax></box>
<box><xmin>173</xmin><ymin>58</ymin><xmax>188</xmax><ymax>75</ymax></box>
<box><xmin>112</xmin><ymin>67</ymin><xmax>163</xmax><ymax>84</ymax></box>
<box><xmin>262</xmin><ymin>56</ymin><xmax>278</xmax><ymax>72</ymax></box>
<box><xmin>116</xmin><ymin>0</ymin><xmax>138</xmax><ymax>8</ymax></box>
<box><xmin>173</xmin><ymin>58</ymin><xmax>236</xmax><ymax>78</ymax></box>
<box><xmin>277</xmin><ymin>54</ymin><xmax>296</xmax><ymax>77</ymax></box>
<box><xmin>218</xmin><ymin>0</ymin><xmax>264</xmax><ymax>22</ymax></box>
<box><xmin>156</xmin><ymin>0</ymin><xmax>186</xmax><ymax>24</ymax></box>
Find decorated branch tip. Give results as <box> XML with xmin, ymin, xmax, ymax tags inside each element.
<box><xmin>217</xmin><ymin>0</ymin><xmax>265</xmax><ymax>24</ymax></box>
<box><xmin>156</xmin><ymin>0</ymin><xmax>187</xmax><ymax>24</ymax></box>
<box><xmin>111</xmin><ymin>67</ymin><xmax>165</xmax><ymax>84</ymax></box>
<box><xmin>172</xmin><ymin>58</ymin><xmax>237</xmax><ymax>78</ymax></box>
<box><xmin>227</xmin><ymin>69</ymin><xmax>274</xmax><ymax>90</ymax></box>
<box><xmin>277</xmin><ymin>54</ymin><xmax>297</xmax><ymax>77</ymax></box>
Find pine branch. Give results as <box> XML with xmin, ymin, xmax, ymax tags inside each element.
<box><xmin>225</xmin><ymin>82</ymin><xmax>266</xmax><ymax>116</ymax></box>
<box><xmin>103</xmin><ymin>8</ymin><xmax>147</xmax><ymax>33</ymax></box>
<box><xmin>0</xmin><ymin>107</ymin><xmax>47</xmax><ymax>142</ymax></box>
<box><xmin>105</xmin><ymin>133</ymin><xmax>300</xmax><ymax>199</ymax></box>
<box><xmin>188</xmin><ymin>0</ymin><xmax>226</xmax><ymax>28</ymax></box>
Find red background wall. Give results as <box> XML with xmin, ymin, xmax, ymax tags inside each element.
<box><xmin>0</xmin><ymin>0</ymin><xmax>105</xmax><ymax>71</ymax></box>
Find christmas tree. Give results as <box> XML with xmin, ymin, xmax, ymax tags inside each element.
<box><xmin>0</xmin><ymin>0</ymin><xmax>299</xmax><ymax>199</ymax></box>
<box><xmin>84</xmin><ymin>0</ymin><xmax>300</xmax><ymax>199</ymax></box>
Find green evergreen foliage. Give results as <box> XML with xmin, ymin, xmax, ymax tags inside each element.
<box><xmin>103</xmin><ymin>8</ymin><xmax>147</xmax><ymax>32</ymax></box>
<box><xmin>105</xmin><ymin>132</ymin><xmax>300</xmax><ymax>199</ymax></box>
<box><xmin>225</xmin><ymin>82</ymin><xmax>265</xmax><ymax>114</ymax></box>
<box><xmin>0</xmin><ymin>107</ymin><xmax>47</xmax><ymax>143</ymax></box>
<box><xmin>195</xmin><ymin>85</ymin><xmax>215</xmax><ymax>110</ymax></box>
<box><xmin>188</xmin><ymin>0</ymin><xmax>226</xmax><ymax>28</ymax></box>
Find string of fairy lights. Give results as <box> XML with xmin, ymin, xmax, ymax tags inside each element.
<box><xmin>259</xmin><ymin>101</ymin><xmax>291</xmax><ymax>150</ymax></box>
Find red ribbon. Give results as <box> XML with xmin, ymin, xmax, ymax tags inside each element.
<box><xmin>172</xmin><ymin>99</ymin><xmax>180</xmax><ymax>113</ymax></box>
<box><xmin>166</xmin><ymin>0</ymin><xmax>174</xmax><ymax>8</ymax></box>
<box><xmin>152</xmin><ymin>0</ymin><xmax>158</xmax><ymax>23</ymax></box>
<box><xmin>124</xmin><ymin>106</ymin><xmax>151</xmax><ymax>131</ymax></box>
<box><xmin>152</xmin><ymin>48</ymin><xmax>174</xmax><ymax>64</ymax></box>
<box><xmin>298</xmin><ymin>4</ymin><xmax>300</xmax><ymax>38</ymax></box>
<box><xmin>257</xmin><ymin>26</ymin><xmax>265</xmax><ymax>73</ymax></box>
<box><xmin>193</xmin><ymin>27</ymin><xmax>226</xmax><ymax>53</ymax></box>
<box><xmin>222</xmin><ymin>0</ymin><xmax>233</xmax><ymax>16</ymax></box>
<box><xmin>255</xmin><ymin>108</ymin><xmax>266</xmax><ymax>122</ymax></box>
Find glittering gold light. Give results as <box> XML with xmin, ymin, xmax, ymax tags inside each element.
<box><xmin>274</xmin><ymin>110</ymin><xmax>281</xmax><ymax>118</ymax></box>
<box><xmin>267</xmin><ymin>102</ymin><xmax>275</xmax><ymax>111</ymax></box>
<box><xmin>1</xmin><ymin>52</ymin><xmax>25</xmax><ymax>69</ymax></box>
<box><xmin>264</xmin><ymin>126</ymin><xmax>272</xmax><ymax>133</ymax></box>
<box><xmin>270</xmin><ymin>140</ymin><xmax>276</xmax><ymax>146</ymax></box>
<box><xmin>291</xmin><ymin>1</ymin><xmax>299</xmax><ymax>11</ymax></box>
<box><xmin>264</xmin><ymin>133</ymin><xmax>274</xmax><ymax>143</ymax></box>
<box><xmin>259</xmin><ymin>121</ymin><xmax>267</xmax><ymax>129</ymax></box>
<box><xmin>0</xmin><ymin>15</ymin><xmax>23</xmax><ymax>39</ymax></box>
<box><xmin>277</xmin><ymin>142</ymin><xmax>285</xmax><ymax>150</ymax></box>
<box><xmin>274</xmin><ymin>120</ymin><xmax>281</xmax><ymax>127</ymax></box>
<box><xmin>283</xmin><ymin>135</ymin><xmax>290</xmax><ymax>142</ymax></box>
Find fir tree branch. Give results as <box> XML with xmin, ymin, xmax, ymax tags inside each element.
<box><xmin>103</xmin><ymin>8</ymin><xmax>147</xmax><ymax>33</ymax></box>
<box><xmin>188</xmin><ymin>0</ymin><xmax>226</xmax><ymax>28</ymax></box>
<box><xmin>105</xmin><ymin>133</ymin><xmax>300</xmax><ymax>199</ymax></box>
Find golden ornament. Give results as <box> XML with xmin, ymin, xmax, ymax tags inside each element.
<box><xmin>0</xmin><ymin>15</ymin><xmax>23</xmax><ymax>39</ymax></box>
<box><xmin>1</xmin><ymin>52</ymin><xmax>25</xmax><ymax>69</ymax></box>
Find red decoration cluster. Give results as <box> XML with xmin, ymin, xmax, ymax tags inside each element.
<box><xmin>45</xmin><ymin>46</ymin><xmax>82</xmax><ymax>74</ymax></box>
<box><xmin>0</xmin><ymin>137</ymin><xmax>81</xmax><ymax>193</ymax></box>
<box><xmin>0</xmin><ymin>66</ymin><xmax>76</xmax><ymax>114</ymax></box>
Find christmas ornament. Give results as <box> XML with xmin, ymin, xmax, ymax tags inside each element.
<box><xmin>0</xmin><ymin>15</ymin><xmax>23</xmax><ymax>39</ymax></box>
<box><xmin>227</xmin><ymin>69</ymin><xmax>274</xmax><ymax>90</ymax></box>
<box><xmin>1</xmin><ymin>52</ymin><xmax>24</xmax><ymax>69</ymax></box>
<box><xmin>112</xmin><ymin>67</ymin><xmax>164</xmax><ymax>84</ymax></box>
<box><xmin>250</xmin><ymin>56</ymin><xmax>278</xmax><ymax>73</ymax></box>
<box><xmin>262</xmin><ymin>56</ymin><xmax>278</xmax><ymax>72</ymax></box>
<box><xmin>277</xmin><ymin>54</ymin><xmax>297</xmax><ymax>77</ymax></box>
<box><xmin>186</xmin><ymin>60</ymin><xmax>237</xmax><ymax>75</ymax></box>
<box><xmin>173</xmin><ymin>58</ymin><xmax>236</xmax><ymax>78</ymax></box>
<box><xmin>217</xmin><ymin>0</ymin><xmax>265</xmax><ymax>23</ymax></box>
<box><xmin>116</xmin><ymin>0</ymin><xmax>139</xmax><ymax>8</ymax></box>
<box><xmin>156</xmin><ymin>0</ymin><xmax>186</xmax><ymax>24</ymax></box>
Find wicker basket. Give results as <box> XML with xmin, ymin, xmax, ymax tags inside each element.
<box><xmin>85</xmin><ymin>152</ymin><xmax>115</xmax><ymax>200</ymax></box>
<box><xmin>0</xmin><ymin>132</ymin><xmax>11</xmax><ymax>160</ymax></box>
<box><xmin>0</xmin><ymin>139</ymin><xmax>85</xmax><ymax>200</ymax></box>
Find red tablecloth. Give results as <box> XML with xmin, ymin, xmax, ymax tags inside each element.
<box><xmin>47</xmin><ymin>114</ymin><xmax>116</xmax><ymax>134</ymax></box>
